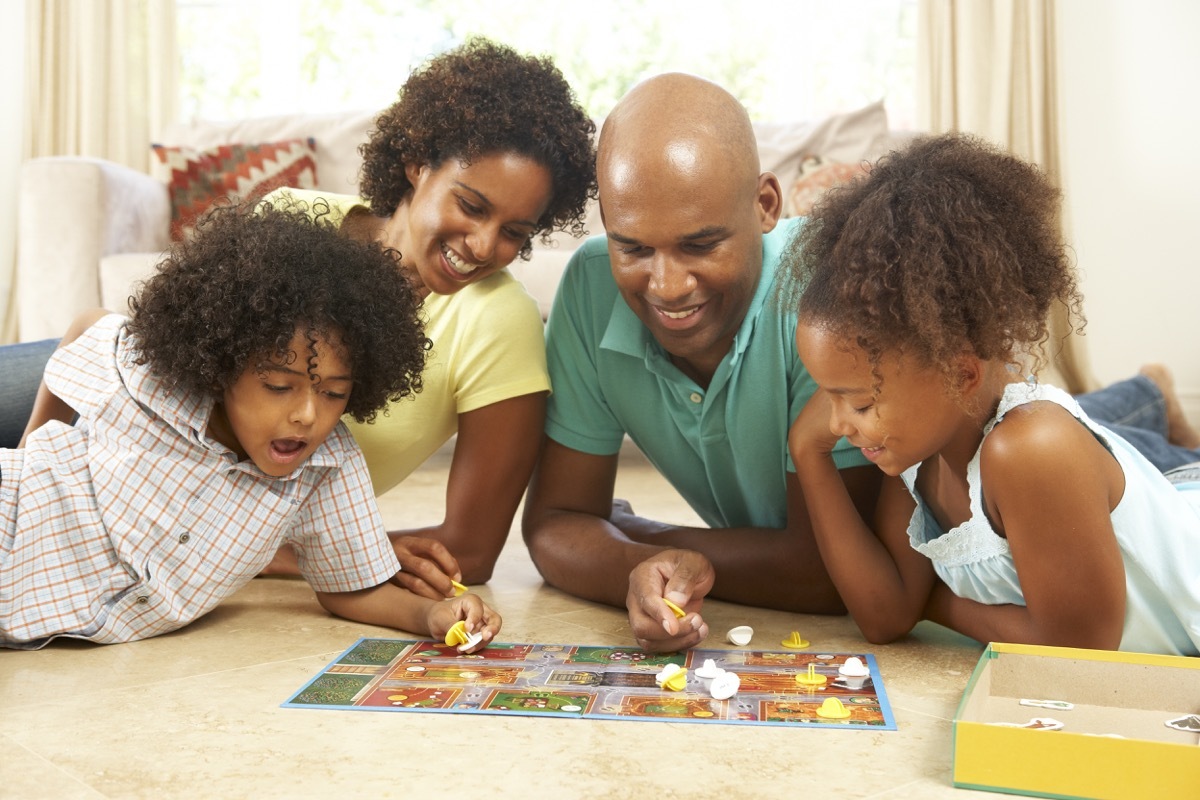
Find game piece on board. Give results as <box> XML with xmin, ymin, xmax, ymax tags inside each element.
<box><xmin>662</xmin><ymin>597</ymin><xmax>686</xmax><ymax>619</ymax></box>
<box><xmin>655</xmin><ymin>663</ymin><xmax>683</xmax><ymax>686</ymax></box>
<box><xmin>444</xmin><ymin>620</ymin><xmax>470</xmax><ymax>647</ymax></box>
<box><xmin>450</xmin><ymin>580</ymin><xmax>468</xmax><ymax>596</ymax></box>
<box><xmin>1019</xmin><ymin>698</ymin><xmax>1073</xmax><ymax>711</ymax></box>
<box><xmin>709</xmin><ymin>670</ymin><xmax>741</xmax><ymax>700</ymax></box>
<box><xmin>816</xmin><ymin>697</ymin><xmax>851</xmax><ymax>719</ymax></box>
<box><xmin>780</xmin><ymin>631</ymin><xmax>810</xmax><ymax>649</ymax></box>
<box><xmin>839</xmin><ymin>657</ymin><xmax>870</xmax><ymax>678</ymax></box>
<box><xmin>1165</xmin><ymin>714</ymin><xmax>1200</xmax><ymax>733</ymax></box>
<box><xmin>795</xmin><ymin>663</ymin><xmax>827</xmax><ymax>687</ymax></box>
<box><xmin>694</xmin><ymin>658</ymin><xmax>723</xmax><ymax>679</ymax></box>
<box><xmin>726</xmin><ymin>625</ymin><xmax>753</xmax><ymax>646</ymax></box>
<box><xmin>457</xmin><ymin>630</ymin><xmax>484</xmax><ymax>652</ymax></box>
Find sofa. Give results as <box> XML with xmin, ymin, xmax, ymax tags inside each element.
<box><xmin>16</xmin><ymin>101</ymin><xmax>908</xmax><ymax>342</ymax></box>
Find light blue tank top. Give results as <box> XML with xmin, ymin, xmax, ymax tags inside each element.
<box><xmin>899</xmin><ymin>382</ymin><xmax>1200</xmax><ymax>656</ymax></box>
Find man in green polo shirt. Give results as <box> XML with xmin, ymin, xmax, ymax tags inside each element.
<box><xmin>521</xmin><ymin>73</ymin><xmax>881</xmax><ymax>653</ymax></box>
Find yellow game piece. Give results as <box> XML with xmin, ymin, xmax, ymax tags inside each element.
<box><xmin>662</xmin><ymin>598</ymin><xmax>686</xmax><ymax>619</ymax></box>
<box><xmin>386</xmin><ymin>694</ymin><xmax>408</xmax><ymax>702</ymax></box>
<box><xmin>444</xmin><ymin>620</ymin><xmax>469</xmax><ymax>647</ymax></box>
<box><xmin>795</xmin><ymin>663</ymin><xmax>827</xmax><ymax>687</ymax></box>
<box><xmin>816</xmin><ymin>697</ymin><xmax>851</xmax><ymax>719</ymax></box>
<box><xmin>780</xmin><ymin>631</ymin><xmax>810</xmax><ymax>649</ymax></box>
<box><xmin>450</xmin><ymin>580</ymin><xmax>468</xmax><ymax>596</ymax></box>
<box><xmin>661</xmin><ymin>668</ymin><xmax>688</xmax><ymax>691</ymax></box>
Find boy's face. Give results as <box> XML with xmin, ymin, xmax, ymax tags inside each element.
<box><xmin>211</xmin><ymin>328</ymin><xmax>353</xmax><ymax>477</ymax></box>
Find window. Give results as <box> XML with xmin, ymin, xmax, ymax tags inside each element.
<box><xmin>177</xmin><ymin>0</ymin><xmax>916</xmax><ymax>126</ymax></box>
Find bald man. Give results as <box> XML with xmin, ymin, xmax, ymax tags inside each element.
<box><xmin>521</xmin><ymin>74</ymin><xmax>880</xmax><ymax>652</ymax></box>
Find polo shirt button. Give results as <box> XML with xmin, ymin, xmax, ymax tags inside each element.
<box><xmin>136</xmin><ymin>596</ymin><xmax>149</xmax><ymax>604</ymax></box>
<box><xmin>179</xmin><ymin>532</ymin><xmax>191</xmax><ymax>543</ymax></box>
<box><xmin>689</xmin><ymin>392</ymin><xmax>703</xmax><ymax>404</ymax></box>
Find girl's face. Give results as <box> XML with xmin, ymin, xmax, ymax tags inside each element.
<box><xmin>389</xmin><ymin>152</ymin><xmax>553</xmax><ymax>296</ymax></box>
<box><xmin>209</xmin><ymin>328</ymin><xmax>352</xmax><ymax>477</ymax></box>
<box><xmin>796</xmin><ymin>322</ymin><xmax>968</xmax><ymax>476</ymax></box>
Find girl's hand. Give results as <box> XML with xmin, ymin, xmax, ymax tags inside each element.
<box><xmin>425</xmin><ymin>593</ymin><xmax>502</xmax><ymax>654</ymax></box>
<box><xmin>789</xmin><ymin>387</ymin><xmax>842</xmax><ymax>462</ymax></box>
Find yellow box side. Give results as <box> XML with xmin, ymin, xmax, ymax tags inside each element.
<box><xmin>987</xmin><ymin>641</ymin><xmax>1200</xmax><ymax>670</ymax></box>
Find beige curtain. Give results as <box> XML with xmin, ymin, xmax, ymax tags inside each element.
<box><xmin>917</xmin><ymin>0</ymin><xmax>1093</xmax><ymax>392</ymax></box>
<box><xmin>2</xmin><ymin>0</ymin><xmax>176</xmax><ymax>342</ymax></box>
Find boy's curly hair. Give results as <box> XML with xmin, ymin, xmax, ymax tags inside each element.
<box><xmin>127</xmin><ymin>202</ymin><xmax>429</xmax><ymax>423</ymax></box>
<box><xmin>358</xmin><ymin>37</ymin><xmax>597</xmax><ymax>259</ymax></box>
<box><xmin>781</xmin><ymin>132</ymin><xmax>1082</xmax><ymax>391</ymax></box>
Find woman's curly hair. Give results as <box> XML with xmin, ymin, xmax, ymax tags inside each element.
<box><xmin>780</xmin><ymin>132</ymin><xmax>1082</xmax><ymax>392</ymax></box>
<box><xmin>358</xmin><ymin>37</ymin><xmax>597</xmax><ymax>259</ymax></box>
<box><xmin>127</xmin><ymin>202</ymin><xmax>429</xmax><ymax>423</ymax></box>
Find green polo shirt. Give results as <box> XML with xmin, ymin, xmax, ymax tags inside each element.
<box><xmin>544</xmin><ymin>217</ymin><xmax>867</xmax><ymax>530</ymax></box>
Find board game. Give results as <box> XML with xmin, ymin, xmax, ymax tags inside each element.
<box><xmin>283</xmin><ymin>638</ymin><xmax>897</xmax><ymax>730</ymax></box>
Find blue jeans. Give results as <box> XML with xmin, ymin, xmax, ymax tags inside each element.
<box><xmin>1076</xmin><ymin>374</ymin><xmax>1200</xmax><ymax>472</ymax></box>
<box><xmin>0</xmin><ymin>338</ymin><xmax>59</xmax><ymax>448</ymax></box>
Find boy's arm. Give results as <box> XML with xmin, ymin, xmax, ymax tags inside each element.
<box><xmin>20</xmin><ymin>308</ymin><xmax>112</xmax><ymax>446</ymax></box>
<box><xmin>314</xmin><ymin>581</ymin><xmax>501</xmax><ymax>650</ymax></box>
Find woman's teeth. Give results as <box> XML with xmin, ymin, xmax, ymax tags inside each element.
<box><xmin>442</xmin><ymin>244</ymin><xmax>477</xmax><ymax>275</ymax></box>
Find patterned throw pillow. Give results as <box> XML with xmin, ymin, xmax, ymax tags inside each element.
<box><xmin>785</xmin><ymin>156</ymin><xmax>871</xmax><ymax>218</ymax></box>
<box><xmin>151</xmin><ymin>138</ymin><xmax>318</xmax><ymax>240</ymax></box>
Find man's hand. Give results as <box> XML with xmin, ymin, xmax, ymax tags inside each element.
<box><xmin>626</xmin><ymin>549</ymin><xmax>715</xmax><ymax>652</ymax></box>
<box><xmin>387</xmin><ymin>534</ymin><xmax>463</xmax><ymax>600</ymax></box>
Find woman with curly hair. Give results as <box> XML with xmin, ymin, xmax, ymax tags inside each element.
<box><xmin>783</xmin><ymin>133</ymin><xmax>1200</xmax><ymax>656</ymax></box>
<box><xmin>260</xmin><ymin>37</ymin><xmax>597</xmax><ymax>598</ymax></box>
<box><xmin>2</xmin><ymin>204</ymin><xmax>501</xmax><ymax>649</ymax></box>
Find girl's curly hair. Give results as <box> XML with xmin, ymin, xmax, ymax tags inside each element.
<box><xmin>780</xmin><ymin>132</ymin><xmax>1082</xmax><ymax>391</ymax></box>
<box><xmin>127</xmin><ymin>202</ymin><xmax>429</xmax><ymax>423</ymax></box>
<box><xmin>358</xmin><ymin>37</ymin><xmax>597</xmax><ymax>259</ymax></box>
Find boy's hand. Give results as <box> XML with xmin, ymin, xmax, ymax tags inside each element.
<box><xmin>626</xmin><ymin>549</ymin><xmax>713</xmax><ymax>653</ymax></box>
<box><xmin>387</xmin><ymin>534</ymin><xmax>463</xmax><ymax>600</ymax></box>
<box><xmin>426</xmin><ymin>593</ymin><xmax>502</xmax><ymax>654</ymax></box>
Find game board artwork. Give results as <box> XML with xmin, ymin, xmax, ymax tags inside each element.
<box><xmin>283</xmin><ymin>639</ymin><xmax>897</xmax><ymax>730</ymax></box>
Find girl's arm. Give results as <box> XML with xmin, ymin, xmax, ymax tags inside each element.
<box><xmin>314</xmin><ymin>582</ymin><xmax>501</xmax><ymax>651</ymax></box>
<box><xmin>388</xmin><ymin>391</ymin><xmax>546</xmax><ymax>595</ymax></box>
<box><xmin>927</xmin><ymin>403</ymin><xmax>1126</xmax><ymax>649</ymax></box>
<box><xmin>789</xmin><ymin>390</ymin><xmax>936</xmax><ymax>643</ymax></box>
<box><xmin>20</xmin><ymin>308</ymin><xmax>112</xmax><ymax>446</ymax></box>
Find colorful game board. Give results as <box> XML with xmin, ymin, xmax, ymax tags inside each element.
<box><xmin>283</xmin><ymin>638</ymin><xmax>897</xmax><ymax>730</ymax></box>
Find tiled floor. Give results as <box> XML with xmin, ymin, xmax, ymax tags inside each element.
<box><xmin>0</xmin><ymin>441</ymin><xmax>985</xmax><ymax>799</ymax></box>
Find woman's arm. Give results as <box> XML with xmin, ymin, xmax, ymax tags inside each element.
<box><xmin>20</xmin><ymin>308</ymin><xmax>113</xmax><ymax>446</ymax></box>
<box><xmin>388</xmin><ymin>391</ymin><xmax>547</xmax><ymax>594</ymax></box>
<box><xmin>928</xmin><ymin>404</ymin><xmax>1127</xmax><ymax>649</ymax></box>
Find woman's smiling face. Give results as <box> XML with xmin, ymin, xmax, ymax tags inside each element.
<box><xmin>388</xmin><ymin>152</ymin><xmax>553</xmax><ymax>296</ymax></box>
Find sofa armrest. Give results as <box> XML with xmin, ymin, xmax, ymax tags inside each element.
<box><xmin>17</xmin><ymin>157</ymin><xmax>170</xmax><ymax>340</ymax></box>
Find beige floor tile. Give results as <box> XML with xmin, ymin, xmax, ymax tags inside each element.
<box><xmin>1</xmin><ymin>441</ymin><xmax>984</xmax><ymax>798</ymax></box>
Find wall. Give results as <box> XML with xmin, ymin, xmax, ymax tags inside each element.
<box><xmin>1057</xmin><ymin>0</ymin><xmax>1200</xmax><ymax>423</ymax></box>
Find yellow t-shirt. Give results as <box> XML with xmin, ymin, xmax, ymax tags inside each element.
<box><xmin>264</xmin><ymin>188</ymin><xmax>550</xmax><ymax>495</ymax></box>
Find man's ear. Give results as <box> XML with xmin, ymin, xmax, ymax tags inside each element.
<box><xmin>756</xmin><ymin>171</ymin><xmax>784</xmax><ymax>233</ymax></box>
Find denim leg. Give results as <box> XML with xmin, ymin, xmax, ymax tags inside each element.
<box><xmin>1076</xmin><ymin>375</ymin><xmax>1169</xmax><ymax>436</ymax></box>
<box><xmin>1164</xmin><ymin>462</ymin><xmax>1200</xmax><ymax>485</ymax></box>
<box><xmin>0</xmin><ymin>338</ymin><xmax>59</xmax><ymax>448</ymax></box>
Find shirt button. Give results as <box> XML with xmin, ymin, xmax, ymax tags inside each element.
<box><xmin>179</xmin><ymin>532</ymin><xmax>191</xmax><ymax>543</ymax></box>
<box><xmin>689</xmin><ymin>392</ymin><xmax>703</xmax><ymax>404</ymax></box>
<box><xmin>136</xmin><ymin>596</ymin><xmax>149</xmax><ymax>604</ymax></box>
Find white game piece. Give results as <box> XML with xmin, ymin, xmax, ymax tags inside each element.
<box><xmin>457</xmin><ymin>631</ymin><xmax>484</xmax><ymax>652</ymax></box>
<box><xmin>709</xmin><ymin>670</ymin><xmax>741</xmax><ymax>700</ymax></box>
<box><xmin>838</xmin><ymin>656</ymin><xmax>870</xmax><ymax>678</ymax></box>
<box><xmin>726</xmin><ymin>625</ymin><xmax>753</xmax><ymax>646</ymax></box>
<box><xmin>694</xmin><ymin>658</ymin><xmax>723</xmax><ymax>679</ymax></box>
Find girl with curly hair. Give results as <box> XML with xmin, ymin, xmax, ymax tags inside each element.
<box><xmin>2</xmin><ymin>204</ymin><xmax>501</xmax><ymax>649</ymax></box>
<box><xmin>261</xmin><ymin>37</ymin><xmax>597</xmax><ymax>598</ymax></box>
<box><xmin>783</xmin><ymin>133</ymin><xmax>1200</xmax><ymax>656</ymax></box>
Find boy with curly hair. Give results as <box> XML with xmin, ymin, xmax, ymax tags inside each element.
<box><xmin>1</xmin><ymin>204</ymin><xmax>502</xmax><ymax>649</ymax></box>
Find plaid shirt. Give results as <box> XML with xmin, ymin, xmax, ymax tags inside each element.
<box><xmin>0</xmin><ymin>315</ymin><xmax>400</xmax><ymax>648</ymax></box>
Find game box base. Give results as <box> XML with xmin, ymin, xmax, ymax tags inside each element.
<box><xmin>952</xmin><ymin>642</ymin><xmax>1200</xmax><ymax>799</ymax></box>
